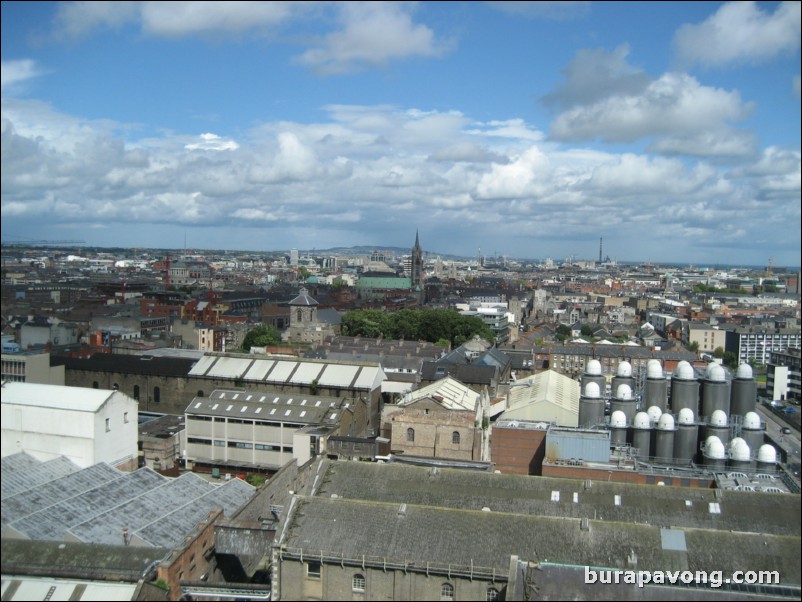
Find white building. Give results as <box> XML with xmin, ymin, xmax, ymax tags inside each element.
<box><xmin>1</xmin><ymin>382</ymin><xmax>139</xmax><ymax>471</ymax></box>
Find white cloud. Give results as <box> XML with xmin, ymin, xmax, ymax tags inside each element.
<box><xmin>53</xmin><ymin>1</ymin><xmax>140</xmax><ymax>39</ymax></box>
<box><xmin>542</xmin><ymin>45</ymin><xmax>651</xmax><ymax>111</ymax></box>
<box><xmin>549</xmin><ymin>72</ymin><xmax>752</xmax><ymax>144</ymax></box>
<box><xmin>1</xmin><ymin>97</ymin><xmax>798</xmax><ymax>264</ymax></box>
<box><xmin>185</xmin><ymin>133</ymin><xmax>239</xmax><ymax>151</ymax></box>
<box><xmin>674</xmin><ymin>1</ymin><xmax>801</xmax><ymax>68</ymax></box>
<box><xmin>1</xmin><ymin>59</ymin><xmax>46</xmax><ymax>92</ymax></box>
<box><xmin>294</xmin><ymin>2</ymin><xmax>450</xmax><ymax>74</ymax></box>
<box><xmin>139</xmin><ymin>1</ymin><xmax>299</xmax><ymax>37</ymax></box>
<box><xmin>649</xmin><ymin>128</ymin><xmax>757</xmax><ymax>158</ymax></box>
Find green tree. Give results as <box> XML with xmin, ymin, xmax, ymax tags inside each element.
<box><xmin>687</xmin><ymin>341</ymin><xmax>699</xmax><ymax>352</ymax></box>
<box><xmin>712</xmin><ymin>346</ymin><xmax>725</xmax><ymax>358</ymax></box>
<box><xmin>580</xmin><ymin>324</ymin><xmax>594</xmax><ymax>337</ymax></box>
<box><xmin>556</xmin><ymin>324</ymin><xmax>571</xmax><ymax>341</ymax></box>
<box><xmin>722</xmin><ymin>351</ymin><xmax>738</xmax><ymax>369</ymax></box>
<box><xmin>241</xmin><ymin>325</ymin><xmax>281</xmax><ymax>350</ymax></box>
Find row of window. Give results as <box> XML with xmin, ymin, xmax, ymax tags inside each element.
<box><xmin>188</xmin><ymin>438</ymin><xmax>291</xmax><ymax>452</ymax></box>
<box><xmin>305</xmin><ymin>566</ymin><xmax>499</xmax><ymax>600</ymax></box>
<box><xmin>188</xmin><ymin>415</ymin><xmax>305</xmax><ymax>429</ymax></box>
<box><xmin>405</xmin><ymin>428</ymin><xmax>461</xmax><ymax>444</ymax></box>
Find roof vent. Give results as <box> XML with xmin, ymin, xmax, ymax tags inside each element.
<box><xmin>580</xmin><ymin>517</ymin><xmax>590</xmax><ymax>531</ymax></box>
<box><xmin>398</xmin><ymin>503</ymin><xmax>407</xmax><ymax>517</ymax></box>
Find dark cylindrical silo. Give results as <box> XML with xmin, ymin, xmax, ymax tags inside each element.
<box><xmin>631</xmin><ymin>412</ymin><xmax>652</xmax><ymax>459</ymax></box>
<box><xmin>654</xmin><ymin>414</ymin><xmax>676</xmax><ymax>463</ymax></box>
<box><xmin>730</xmin><ymin>363</ymin><xmax>757</xmax><ymax>418</ymax></box>
<box><xmin>610</xmin><ymin>384</ymin><xmax>637</xmax><ymax>425</ymax></box>
<box><xmin>701</xmin><ymin>364</ymin><xmax>731</xmax><ymax>419</ymax></box>
<box><xmin>609</xmin><ymin>410</ymin><xmax>628</xmax><ymax>447</ymax></box>
<box><xmin>611</xmin><ymin>361</ymin><xmax>636</xmax><ymax>401</ymax></box>
<box><xmin>579</xmin><ymin>382</ymin><xmax>605</xmax><ymax>428</ymax></box>
<box><xmin>740</xmin><ymin>411</ymin><xmax>764</xmax><ymax>456</ymax></box>
<box><xmin>670</xmin><ymin>361</ymin><xmax>699</xmax><ymax>415</ymax></box>
<box><xmin>674</xmin><ymin>408</ymin><xmax>698</xmax><ymax>465</ymax></box>
<box><xmin>702</xmin><ymin>435</ymin><xmax>726</xmax><ymax>469</ymax></box>
<box><xmin>643</xmin><ymin>359</ymin><xmax>668</xmax><ymax>411</ymax></box>
<box><xmin>580</xmin><ymin>359</ymin><xmax>607</xmax><ymax>396</ymax></box>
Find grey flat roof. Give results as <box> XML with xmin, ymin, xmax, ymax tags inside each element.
<box><xmin>310</xmin><ymin>460</ymin><xmax>800</xmax><ymax>538</ymax></box>
<box><xmin>185</xmin><ymin>389</ymin><xmax>344</xmax><ymax>426</ymax></box>
<box><xmin>281</xmin><ymin>495</ymin><xmax>800</xmax><ymax>583</ymax></box>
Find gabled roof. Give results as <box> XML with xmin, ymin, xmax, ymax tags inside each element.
<box><xmin>400</xmin><ymin>377</ymin><xmax>480</xmax><ymax>412</ymax></box>
<box><xmin>499</xmin><ymin>370</ymin><xmax>580</xmax><ymax>427</ymax></box>
<box><xmin>0</xmin><ymin>382</ymin><xmax>121</xmax><ymax>413</ymax></box>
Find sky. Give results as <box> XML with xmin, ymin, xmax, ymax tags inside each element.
<box><xmin>1</xmin><ymin>1</ymin><xmax>800</xmax><ymax>267</ymax></box>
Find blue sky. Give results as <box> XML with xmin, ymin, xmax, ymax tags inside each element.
<box><xmin>1</xmin><ymin>1</ymin><xmax>800</xmax><ymax>267</ymax></box>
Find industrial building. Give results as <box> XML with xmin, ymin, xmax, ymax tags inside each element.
<box><xmin>264</xmin><ymin>459</ymin><xmax>800</xmax><ymax>600</ymax></box>
<box><xmin>1</xmin><ymin>381</ymin><xmax>139</xmax><ymax>471</ymax></box>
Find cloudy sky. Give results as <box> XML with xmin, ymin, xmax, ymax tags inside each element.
<box><xmin>1</xmin><ymin>1</ymin><xmax>800</xmax><ymax>266</ymax></box>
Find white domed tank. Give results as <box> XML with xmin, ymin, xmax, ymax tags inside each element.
<box><xmin>633</xmin><ymin>412</ymin><xmax>651</xmax><ymax>429</ymax></box>
<box><xmin>632</xmin><ymin>412</ymin><xmax>652</xmax><ymax>459</ymax></box>
<box><xmin>580</xmin><ymin>359</ymin><xmax>606</xmax><ymax>396</ymax></box>
<box><xmin>579</xmin><ymin>381</ymin><xmax>605</xmax><ymax>428</ymax></box>
<box><xmin>731</xmin><ymin>363</ymin><xmax>757</xmax><ymax>418</ymax></box>
<box><xmin>674</xmin><ymin>408</ymin><xmax>699</xmax><ymax>464</ymax></box>
<box><xmin>702</xmin><ymin>435</ymin><xmax>726</xmax><ymax>468</ymax></box>
<box><xmin>705</xmin><ymin>409</ymin><xmax>729</xmax><ymax>445</ymax></box>
<box><xmin>670</xmin><ymin>361</ymin><xmax>699</xmax><ymax>414</ymax></box>
<box><xmin>655</xmin><ymin>413</ymin><xmax>676</xmax><ymax>462</ymax></box>
<box><xmin>728</xmin><ymin>438</ymin><xmax>754</xmax><ymax>469</ymax></box>
<box><xmin>710</xmin><ymin>410</ymin><xmax>728</xmax><ymax>427</ymax></box>
<box><xmin>643</xmin><ymin>359</ymin><xmax>668</xmax><ymax>411</ymax></box>
<box><xmin>702</xmin><ymin>363</ymin><xmax>730</xmax><ymax>418</ymax></box>
<box><xmin>611</xmin><ymin>362</ymin><xmax>636</xmax><ymax>408</ymax></box>
<box><xmin>677</xmin><ymin>408</ymin><xmax>695</xmax><ymax>425</ymax></box>
<box><xmin>756</xmin><ymin>444</ymin><xmax>778</xmax><ymax>473</ymax></box>
<box><xmin>610</xmin><ymin>384</ymin><xmax>636</xmax><ymax>424</ymax></box>
<box><xmin>609</xmin><ymin>410</ymin><xmax>628</xmax><ymax>446</ymax></box>
<box><xmin>647</xmin><ymin>405</ymin><xmax>663</xmax><ymax>424</ymax></box>
<box><xmin>740</xmin><ymin>411</ymin><xmax>764</xmax><ymax>454</ymax></box>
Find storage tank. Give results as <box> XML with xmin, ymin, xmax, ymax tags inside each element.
<box><xmin>740</xmin><ymin>411</ymin><xmax>764</xmax><ymax>456</ymax></box>
<box><xmin>611</xmin><ymin>361</ymin><xmax>636</xmax><ymax>400</ymax></box>
<box><xmin>609</xmin><ymin>410</ymin><xmax>628</xmax><ymax>446</ymax></box>
<box><xmin>674</xmin><ymin>408</ymin><xmax>699</xmax><ymax>464</ymax></box>
<box><xmin>654</xmin><ymin>414</ymin><xmax>676</xmax><ymax>463</ymax></box>
<box><xmin>643</xmin><ymin>359</ymin><xmax>668</xmax><ymax>411</ymax></box>
<box><xmin>580</xmin><ymin>359</ymin><xmax>607</xmax><ymax>394</ymax></box>
<box><xmin>730</xmin><ymin>363</ymin><xmax>757</xmax><ymax>418</ymax></box>
<box><xmin>670</xmin><ymin>361</ymin><xmax>699</xmax><ymax>414</ymax></box>
<box><xmin>705</xmin><ymin>409</ymin><xmax>730</xmax><ymax>443</ymax></box>
<box><xmin>609</xmin><ymin>384</ymin><xmax>637</xmax><ymax>424</ymax></box>
<box><xmin>756</xmin><ymin>444</ymin><xmax>778</xmax><ymax>473</ymax></box>
<box><xmin>727</xmin><ymin>437</ymin><xmax>754</xmax><ymax>470</ymax></box>
<box><xmin>701</xmin><ymin>364</ymin><xmax>731</xmax><ymax>419</ymax></box>
<box><xmin>701</xmin><ymin>435</ymin><xmax>726</xmax><ymax>469</ymax></box>
<box><xmin>579</xmin><ymin>382</ymin><xmax>605</xmax><ymax>428</ymax></box>
<box><xmin>632</xmin><ymin>412</ymin><xmax>652</xmax><ymax>459</ymax></box>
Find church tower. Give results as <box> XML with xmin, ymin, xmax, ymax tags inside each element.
<box><xmin>411</xmin><ymin>230</ymin><xmax>423</xmax><ymax>289</ymax></box>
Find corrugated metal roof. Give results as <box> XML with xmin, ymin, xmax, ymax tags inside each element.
<box><xmin>290</xmin><ymin>362</ymin><xmax>326</xmax><ymax>385</ymax></box>
<box><xmin>187</xmin><ymin>354</ymin><xmax>217</xmax><ymax>376</ymax></box>
<box><xmin>353</xmin><ymin>366</ymin><xmax>383</xmax><ymax>390</ymax></box>
<box><xmin>243</xmin><ymin>359</ymin><xmax>276</xmax><ymax>381</ymax></box>
<box><xmin>317</xmin><ymin>364</ymin><xmax>360</xmax><ymax>387</ymax></box>
<box><xmin>205</xmin><ymin>356</ymin><xmax>251</xmax><ymax>379</ymax></box>
<box><xmin>267</xmin><ymin>360</ymin><xmax>298</xmax><ymax>382</ymax></box>
<box><xmin>500</xmin><ymin>370</ymin><xmax>580</xmax><ymax>427</ymax></box>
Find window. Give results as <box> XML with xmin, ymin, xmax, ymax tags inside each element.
<box><xmin>133</xmin><ymin>385</ymin><xmax>140</xmax><ymax>400</ymax></box>
<box><xmin>407</xmin><ymin>428</ymin><xmax>415</xmax><ymax>442</ymax></box>
<box><xmin>124</xmin><ymin>412</ymin><xmax>129</xmax><ymax>424</ymax></box>
<box><xmin>105</xmin><ymin>418</ymin><xmax>110</xmax><ymax>432</ymax></box>
<box><xmin>306</xmin><ymin>562</ymin><xmax>321</xmax><ymax>579</ymax></box>
<box><xmin>452</xmin><ymin>431</ymin><xmax>460</xmax><ymax>445</ymax></box>
<box><xmin>486</xmin><ymin>587</ymin><xmax>499</xmax><ymax>601</ymax></box>
<box><xmin>352</xmin><ymin>574</ymin><xmax>366</xmax><ymax>592</ymax></box>
<box><xmin>93</xmin><ymin>381</ymin><xmax>99</xmax><ymax>389</ymax></box>
<box><xmin>441</xmin><ymin>583</ymin><xmax>454</xmax><ymax>601</ymax></box>
<box><xmin>153</xmin><ymin>386</ymin><xmax>161</xmax><ymax>403</ymax></box>
<box><xmin>197</xmin><ymin>390</ymin><xmax>205</xmax><ymax>397</ymax></box>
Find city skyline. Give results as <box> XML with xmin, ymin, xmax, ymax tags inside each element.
<box><xmin>2</xmin><ymin>2</ymin><xmax>801</xmax><ymax>266</ymax></box>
